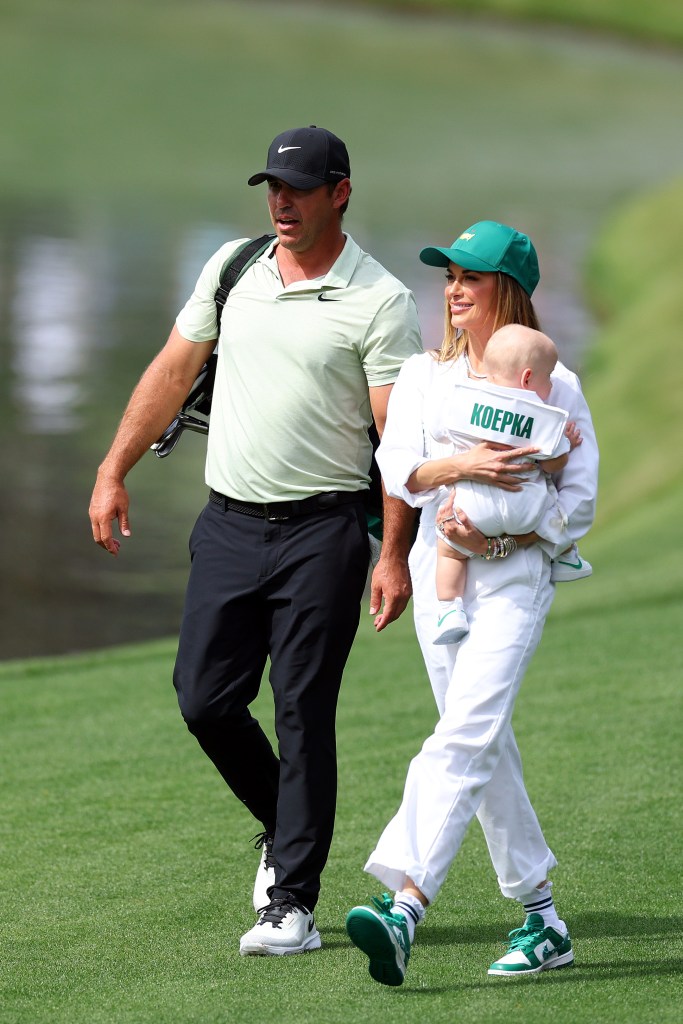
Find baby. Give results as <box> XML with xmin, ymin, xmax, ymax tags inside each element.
<box><xmin>433</xmin><ymin>324</ymin><xmax>582</xmax><ymax>645</ymax></box>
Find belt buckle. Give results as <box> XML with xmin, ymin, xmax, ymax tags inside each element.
<box><xmin>265</xmin><ymin>503</ymin><xmax>290</xmax><ymax>522</ymax></box>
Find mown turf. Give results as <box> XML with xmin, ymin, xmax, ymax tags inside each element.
<box><xmin>3</xmin><ymin>181</ymin><xmax>683</xmax><ymax>1020</ymax></box>
<box><xmin>2</xmin><ymin>1</ymin><xmax>683</xmax><ymax>1021</ymax></box>
<box><xmin>2</xmin><ymin>582</ymin><xmax>682</xmax><ymax>1023</ymax></box>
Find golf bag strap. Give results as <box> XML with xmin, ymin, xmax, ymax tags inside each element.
<box><xmin>210</xmin><ymin>231</ymin><xmax>388</xmax><ymax>539</ymax></box>
<box><xmin>214</xmin><ymin>233</ymin><xmax>275</xmax><ymax>332</ymax></box>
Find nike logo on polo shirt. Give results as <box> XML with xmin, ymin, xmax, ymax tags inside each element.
<box><xmin>318</xmin><ymin>293</ymin><xmax>340</xmax><ymax>301</ymax></box>
<box><xmin>278</xmin><ymin>145</ymin><xmax>302</xmax><ymax>153</ymax></box>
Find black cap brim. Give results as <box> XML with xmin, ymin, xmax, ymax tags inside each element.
<box><xmin>247</xmin><ymin>168</ymin><xmax>330</xmax><ymax>189</ymax></box>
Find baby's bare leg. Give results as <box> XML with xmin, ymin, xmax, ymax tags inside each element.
<box><xmin>436</xmin><ymin>537</ymin><xmax>469</xmax><ymax>601</ymax></box>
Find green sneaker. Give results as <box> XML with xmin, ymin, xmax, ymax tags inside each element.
<box><xmin>346</xmin><ymin>893</ymin><xmax>411</xmax><ymax>987</ymax></box>
<box><xmin>488</xmin><ymin>913</ymin><xmax>574</xmax><ymax>976</ymax></box>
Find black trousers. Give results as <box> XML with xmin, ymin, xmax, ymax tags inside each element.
<box><xmin>173</xmin><ymin>497</ymin><xmax>369</xmax><ymax>911</ymax></box>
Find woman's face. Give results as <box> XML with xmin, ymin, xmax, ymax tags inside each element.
<box><xmin>444</xmin><ymin>262</ymin><xmax>498</xmax><ymax>341</ymax></box>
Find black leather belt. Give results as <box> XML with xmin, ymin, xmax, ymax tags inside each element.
<box><xmin>209</xmin><ymin>488</ymin><xmax>364</xmax><ymax>521</ymax></box>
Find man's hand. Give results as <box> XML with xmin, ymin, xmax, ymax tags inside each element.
<box><xmin>87</xmin><ymin>327</ymin><xmax>215</xmax><ymax>557</ymax></box>
<box><xmin>89</xmin><ymin>474</ymin><xmax>131</xmax><ymax>556</ymax></box>
<box><xmin>369</xmin><ymin>552</ymin><xmax>412</xmax><ymax>632</ymax></box>
<box><xmin>367</xmin><ymin>384</ymin><xmax>415</xmax><ymax>630</ymax></box>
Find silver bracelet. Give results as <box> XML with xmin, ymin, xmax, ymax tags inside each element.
<box><xmin>498</xmin><ymin>535</ymin><xmax>518</xmax><ymax>558</ymax></box>
<box><xmin>482</xmin><ymin>535</ymin><xmax>518</xmax><ymax>559</ymax></box>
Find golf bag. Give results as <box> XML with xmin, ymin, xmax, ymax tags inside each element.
<box><xmin>151</xmin><ymin>234</ymin><xmax>274</xmax><ymax>458</ymax></box>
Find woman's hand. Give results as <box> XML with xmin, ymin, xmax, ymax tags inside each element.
<box><xmin>407</xmin><ymin>442</ymin><xmax>538</xmax><ymax>494</ymax></box>
<box><xmin>453</xmin><ymin>442</ymin><xmax>539</xmax><ymax>491</ymax></box>
<box><xmin>436</xmin><ymin>489</ymin><xmax>540</xmax><ymax>556</ymax></box>
<box><xmin>435</xmin><ymin>491</ymin><xmax>487</xmax><ymax>556</ymax></box>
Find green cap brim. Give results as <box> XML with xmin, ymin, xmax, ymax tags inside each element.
<box><xmin>419</xmin><ymin>245</ymin><xmax>499</xmax><ymax>273</ymax></box>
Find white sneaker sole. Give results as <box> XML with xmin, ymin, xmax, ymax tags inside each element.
<box><xmin>239</xmin><ymin>929</ymin><xmax>322</xmax><ymax>957</ymax></box>
<box><xmin>550</xmin><ymin>568</ymin><xmax>592</xmax><ymax>583</ymax></box>
<box><xmin>550</xmin><ymin>559</ymin><xmax>593</xmax><ymax>583</ymax></box>
<box><xmin>488</xmin><ymin>947</ymin><xmax>575</xmax><ymax>976</ymax></box>
<box><xmin>433</xmin><ymin>626</ymin><xmax>468</xmax><ymax>646</ymax></box>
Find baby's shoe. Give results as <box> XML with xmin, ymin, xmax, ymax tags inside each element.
<box><xmin>434</xmin><ymin>598</ymin><xmax>469</xmax><ymax>645</ymax></box>
<box><xmin>550</xmin><ymin>544</ymin><xmax>592</xmax><ymax>583</ymax></box>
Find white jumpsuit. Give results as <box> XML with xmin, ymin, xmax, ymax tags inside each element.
<box><xmin>366</xmin><ymin>352</ymin><xmax>598</xmax><ymax>904</ymax></box>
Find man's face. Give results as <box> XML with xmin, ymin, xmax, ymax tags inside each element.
<box><xmin>266</xmin><ymin>178</ymin><xmax>341</xmax><ymax>253</ymax></box>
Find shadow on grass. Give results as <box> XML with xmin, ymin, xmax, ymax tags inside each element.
<box><xmin>326</xmin><ymin>911</ymin><xmax>683</xmax><ymax>948</ymax></box>
<box><xmin>569</xmin><ymin>911</ymin><xmax>683</xmax><ymax>939</ymax></box>
<box><xmin>428</xmin><ymin>957</ymin><xmax>683</xmax><ymax>994</ymax></box>
<box><xmin>324</xmin><ymin>913</ymin><xmax>683</xmax><ymax>990</ymax></box>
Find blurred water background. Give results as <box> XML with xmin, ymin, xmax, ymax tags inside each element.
<box><xmin>2</xmin><ymin>0</ymin><xmax>683</xmax><ymax>658</ymax></box>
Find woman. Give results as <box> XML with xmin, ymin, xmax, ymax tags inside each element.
<box><xmin>345</xmin><ymin>221</ymin><xmax>598</xmax><ymax>985</ymax></box>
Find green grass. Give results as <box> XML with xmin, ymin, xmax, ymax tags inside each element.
<box><xmin>2</xmin><ymin>592</ymin><xmax>682</xmax><ymax>1023</ymax></box>
<box><xmin>3</xmin><ymin>0</ymin><xmax>683</xmax><ymax>1019</ymax></box>
<box><xmin>549</xmin><ymin>176</ymin><xmax>683</xmax><ymax>625</ymax></box>
<box><xmin>3</xmin><ymin>179</ymin><xmax>683</xmax><ymax>1019</ymax></box>
<box><xmin>341</xmin><ymin>0</ymin><xmax>683</xmax><ymax>48</ymax></box>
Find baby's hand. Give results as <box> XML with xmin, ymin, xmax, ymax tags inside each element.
<box><xmin>565</xmin><ymin>421</ymin><xmax>583</xmax><ymax>450</ymax></box>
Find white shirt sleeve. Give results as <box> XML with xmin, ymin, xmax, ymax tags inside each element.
<box><xmin>376</xmin><ymin>354</ymin><xmax>448</xmax><ymax>509</ymax></box>
<box><xmin>535</xmin><ymin>369</ymin><xmax>599</xmax><ymax>558</ymax></box>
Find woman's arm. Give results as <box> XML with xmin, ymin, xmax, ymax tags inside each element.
<box><xmin>407</xmin><ymin>442</ymin><xmax>540</xmax><ymax>493</ymax></box>
<box><xmin>375</xmin><ymin>355</ymin><xmax>445</xmax><ymax>508</ymax></box>
<box><xmin>536</xmin><ymin>375</ymin><xmax>599</xmax><ymax>558</ymax></box>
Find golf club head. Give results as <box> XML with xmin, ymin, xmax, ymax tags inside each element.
<box><xmin>151</xmin><ymin>413</ymin><xmax>209</xmax><ymax>458</ymax></box>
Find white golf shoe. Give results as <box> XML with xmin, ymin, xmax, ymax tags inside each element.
<box><xmin>239</xmin><ymin>896</ymin><xmax>321</xmax><ymax>956</ymax></box>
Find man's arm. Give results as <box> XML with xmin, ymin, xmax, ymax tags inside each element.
<box><xmin>368</xmin><ymin>383</ymin><xmax>416</xmax><ymax>632</ymax></box>
<box><xmin>89</xmin><ymin>326</ymin><xmax>215</xmax><ymax>556</ymax></box>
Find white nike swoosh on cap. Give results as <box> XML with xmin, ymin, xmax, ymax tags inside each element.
<box><xmin>278</xmin><ymin>145</ymin><xmax>302</xmax><ymax>153</ymax></box>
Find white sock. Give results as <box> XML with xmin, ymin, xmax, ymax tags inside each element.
<box><xmin>392</xmin><ymin>891</ymin><xmax>425</xmax><ymax>942</ymax></box>
<box><xmin>521</xmin><ymin>881</ymin><xmax>564</xmax><ymax>932</ymax></box>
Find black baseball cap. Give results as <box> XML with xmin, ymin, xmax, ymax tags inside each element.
<box><xmin>248</xmin><ymin>126</ymin><xmax>350</xmax><ymax>190</ymax></box>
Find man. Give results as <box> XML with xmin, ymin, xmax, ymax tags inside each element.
<box><xmin>89</xmin><ymin>126</ymin><xmax>422</xmax><ymax>956</ymax></box>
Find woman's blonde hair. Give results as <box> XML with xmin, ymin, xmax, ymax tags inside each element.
<box><xmin>438</xmin><ymin>272</ymin><xmax>540</xmax><ymax>363</ymax></box>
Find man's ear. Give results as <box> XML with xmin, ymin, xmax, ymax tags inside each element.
<box><xmin>332</xmin><ymin>178</ymin><xmax>352</xmax><ymax>208</ymax></box>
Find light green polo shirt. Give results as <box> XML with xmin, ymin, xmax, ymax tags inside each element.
<box><xmin>176</xmin><ymin>234</ymin><xmax>422</xmax><ymax>502</ymax></box>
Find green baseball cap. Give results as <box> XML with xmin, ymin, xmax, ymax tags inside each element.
<box><xmin>419</xmin><ymin>220</ymin><xmax>540</xmax><ymax>296</ymax></box>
